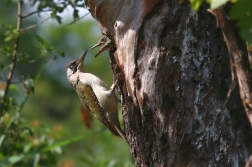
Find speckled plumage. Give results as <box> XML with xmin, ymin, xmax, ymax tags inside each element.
<box><xmin>66</xmin><ymin>51</ymin><xmax>125</xmax><ymax>140</ymax></box>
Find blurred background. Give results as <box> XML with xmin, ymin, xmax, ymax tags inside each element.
<box><xmin>0</xmin><ymin>0</ymin><xmax>133</xmax><ymax>166</ymax></box>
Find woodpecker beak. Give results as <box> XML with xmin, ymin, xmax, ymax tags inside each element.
<box><xmin>76</xmin><ymin>50</ymin><xmax>88</xmax><ymax>64</ymax></box>
<box><xmin>90</xmin><ymin>43</ymin><xmax>101</xmax><ymax>50</ymax></box>
<box><xmin>90</xmin><ymin>43</ymin><xmax>104</xmax><ymax>57</ymax></box>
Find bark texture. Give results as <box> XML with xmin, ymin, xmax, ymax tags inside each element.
<box><xmin>85</xmin><ymin>0</ymin><xmax>252</xmax><ymax>166</ymax></box>
<box><xmin>213</xmin><ymin>8</ymin><xmax>252</xmax><ymax>126</ymax></box>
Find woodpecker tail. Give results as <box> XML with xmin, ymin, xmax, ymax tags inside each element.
<box><xmin>114</xmin><ymin>126</ymin><xmax>127</xmax><ymax>141</ymax></box>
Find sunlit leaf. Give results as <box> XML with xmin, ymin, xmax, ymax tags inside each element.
<box><xmin>0</xmin><ymin>154</ymin><xmax>26</xmax><ymax>166</ymax></box>
<box><xmin>4</xmin><ymin>32</ymin><xmax>13</xmax><ymax>42</ymax></box>
<box><xmin>24</xmin><ymin>78</ymin><xmax>35</xmax><ymax>94</ymax></box>
<box><xmin>210</xmin><ymin>0</ymin><xmax>229</xmax><ymax>10</ymax></box>
<box><xmin>9</xmin><ymin>84</ymin><xmax>19</xmax><ymax>95</ymax></box>
<box><xmin>4</xmin><ymin>28</ymin><xmax>20</xmax><ymax>42</ymax></box>
<box><xmin>190</xmin><ymin>0</ymin><xmax>203</xmax><ymax>11</ymax></box>
<box><xmin>0</xmin><ymin>90</ymin><xmax>4</xmax><ymax>99</ymax></box>
<box><xmin>36</xmin><ymin>35</ymin><xmax>47</xmax><ymax>48</ymax></box>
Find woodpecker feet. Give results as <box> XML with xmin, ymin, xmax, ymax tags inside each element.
<box><xmin>110</xmin><ymin>78</ymin><xmax>119</xmax><ymax>92</ymax></box>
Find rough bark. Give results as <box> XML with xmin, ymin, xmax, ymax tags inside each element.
<box><xmin>213</xmin><ymin>8</ymin><xmax>252</xmax><ymax>125</ymax></box>
<box><xmin>85</xmin><ymin>0</ymin><xmax>252</xmax><ymax>166</ymax></box>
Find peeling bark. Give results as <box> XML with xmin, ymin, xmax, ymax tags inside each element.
<box><xmin>85</xmin><ymin>0</ymin><xmax>252</xmax><ymax>166</ymax></box>
<box><xmin>213</xmin><ymin>8</ymin><xmax>252</xmax><ymax>126</ymax></box>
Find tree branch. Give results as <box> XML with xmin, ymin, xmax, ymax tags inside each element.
<box><xmin>20</xmin><ymin>16</ymin><xmax>51</xmax><ymax>32</ymax></box>
<box><xmin>22</xmin><ymin>9</ymin><xmax>51</xmax><ymax>18</ymax></box>
<box><xmin>213</xmin><ymin>8</ymin><xmax>252</xmax><ymax>125</ymax></box>
<box><xmin>0</xmin><ymin>0</ymin><xmax>23</xmax><ymax>116</ymax></box>
<box><xmin>245</xmin><ymin>155</ymin><xmax>252</xmax><ymax>167</ymax></box>
<box><xmin>67</xmin><ymin>13</ymin><xmax>89</xmax><ymax>25</ymax></box>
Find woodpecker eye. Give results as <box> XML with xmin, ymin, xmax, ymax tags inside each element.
<box><xmin>69</xmin><ymin>64</ymin><xmax>74</xmax><ymax>69</ymax></box>
<box><xmin>68</xmin><ymin>61</ymin><xmax>77</xmax><ymax>70</ymax></box>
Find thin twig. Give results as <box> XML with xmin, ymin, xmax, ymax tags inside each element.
<box><xmin>218</xmin><ymin>80</ymin><xmax>237</xmax><ymax>112</ymax></box>
<box><xmin>213</xmin><ymin>8</ymin><xmax>252</xmax><ymax>125</ymax></box>
<box><xmin>1</xmin><ymin>72</ymin><xmax>7</xmax><ymax>81</ymax></box>
<box><xmin>22</xmin><ymin>9</ymin><xmax>51</xmax><ymax>18</ymax></box>
<box><xmin>0</xmin><ymin>0</ymin><xmax>22</xmax><ymax>116</ymax></box>
<box><xmin>67</xmin><ymin>13</ymin><xmax>90</xmax><ymax>25</ymax></box>
<box><xmin>202</xmin><ymin>87</ymin><xmax>212</xmax><ymax>99</ymax></box>
<box><xmin>218</xmin><ymin>49</ymin><xmax>237</xmax><ymax>112</ymax></box>
<box><xmin>20</xmin><ymin>16</ymin><xmax>51</xmax><ymax>32</ymax></box>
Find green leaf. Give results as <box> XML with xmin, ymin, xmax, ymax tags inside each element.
<box><xmin>73</xmin><ymin>9</ymin><xmax>79</xmax><ymax>19</ymax></box>
<box><xmin>240</xmin><ymin>26</ymin><xmax>252</xmax><ymax>45</ymax></box>
<box><xmin>0</xmin><ymin>154</ymin><xmax>25</xmax><ymax>167</ymax></box>
<box><xmin>4</xmin><ymin>32</ymin><xmax>13</xmax><ymax>42</ymax></box>
<box><xmin>0</xmin><ymin>47</ymin><xmax>11</xmax><ymax>57</ymax></box>
<box><xmin>210</xmin><ymin>0</ymin><xmax>229</xmax><ymax>10</ymax></box>
<box><xmin>6</xmin><ymin>0</ymin><xmax>14</xmax><ymax>5</ymax></box>
<box><xmin>55</xmin><ymin>15</ymin><xmax>62</xmax><ymax>24</ymax></box>
<box><xmin>24</xmin><ymin>78</ymin><xmax>35</xmax><ymax>94</ymax></box>
<box><xmin>4</xmin><ymin>29</ymin><xmax>20</xmax><ymax>42</ymax></box>
<box><xmin>36</xmin><ymin>35</ymin><xmax>47</xmax><ymax>48</ymax></box>
<box><xmin>51</xmin><ymin>13</ymin><xmax>62</xmax><ymax>24</ymax></box>
<box><xmin>9</xmin><ymin>84</ymin><xmax>19</xmax><ymax>95</ymax></box>
<box><xmin>190</xmin><ymin>0</ymin><xmax>203</xmax><ymax>11</ymax></box>
<box><xmin>0</xmin><ymin>90</ymin><xmax>4</xmax><ymax>99</ymax></box>
<box><xmin>58</xmin><ymin>50</ymin><xmax>65</xmax><ymax>57</ymax></box>
<box><xmin>229</xmin><ymin>0</ymin><xmax>252</xmax><ymax>45</ymax></box>
<box><xmin>236</xmin><ymin>15</ymin><xmax>252</xmax><ymax>30</ymax></box>
<box><xmin>0</xmin><ymin>135</ymin><xmax>87</xmax><ymax>166</ymax></box>
<box><xmin>229</xmin><ymin>0</ymin><xmax>252</xmax><ymax>19</ymax></box>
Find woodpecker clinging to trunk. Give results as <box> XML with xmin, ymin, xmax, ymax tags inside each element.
<box><xmin>66</xmin><ymin>50</ymin><xmax>126</xmax><ymax>140</ymax></box>
<box><xmin>90</xmin><ymin>35</ymin><xmax>115</xmax><ymax>57</ymax></box>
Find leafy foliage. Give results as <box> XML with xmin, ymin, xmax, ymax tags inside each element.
<box><xmin>189</xmin><ymin>0</ymin><xmax>252</xmax><ymax>45</ymax></box>
<box><xmin>229</xmin><ymin>0</ymin><xmax>252</xmax><ymax>45</ymax></box>
<box><xmin>0</xmin><ymin>0</ymin><xmax>86</xmax><ymax>166</ymax></box>
<box><xmin>4</xmin><ymin>26</ymin><xmax>20</xmax><ymax>42</ymax></box>
<box><xmin>190</xmin><ymin>0</ymin><xmax>204</xmax><ymax>11</ymax></box>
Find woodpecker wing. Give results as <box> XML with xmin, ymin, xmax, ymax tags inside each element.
<box><xmin>75</xmin><ymin>82</ymin><xmax>120</xmax><ymax>136</ymax></box>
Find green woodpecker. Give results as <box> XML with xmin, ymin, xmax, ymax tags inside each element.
<box><xmin>90</xmin><ymin>35</ymin><xmax>115</xmax><ymax>57</ymax></box>
<box><xmin>66</xmin><ymin>50</ymin><xmax>126</xmax><ymax>140</ymax></box>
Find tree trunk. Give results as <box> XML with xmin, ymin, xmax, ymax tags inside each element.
<box><xmin>85</xmin><ymin>0</ymin><xmax>252</xmax><ymax>166</ymax></box>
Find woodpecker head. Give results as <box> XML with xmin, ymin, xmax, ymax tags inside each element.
<box><xmin>66</xmin><ymin>50</ymin><xmax>88</xmax><ymax>79</ymax></box>
<box><xmin>90</xmin><ymin>36</ymin><xmax>114</xmax><ymax>57</ymax></box>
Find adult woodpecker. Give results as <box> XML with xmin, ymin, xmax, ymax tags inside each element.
<box><xmin>66</xmin><ymin>50</ymin><xmax>126</xmax><ymax>140</ymax></box>
<box><xmin>90</xmin><ymin>35</ymin><xmax>115</xmax><ymax>57</ymax></box>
